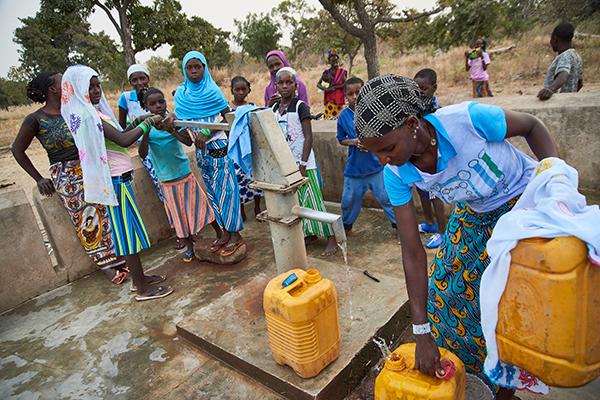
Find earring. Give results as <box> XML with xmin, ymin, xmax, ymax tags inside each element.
<box><xmin>413</xmin><ymin>130</ymin><xmax>418</xmax><ymax>139</ymax></box>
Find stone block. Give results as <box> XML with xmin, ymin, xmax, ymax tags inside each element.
<box><xmin>32</xmin><ymin>189</ymin><xmax>96</xmax><ymax>282</ymax></box>
<box><xmin>0</xmin><ymin>189</ymin><xmax>64</xmax><ymax>313</ymax></box>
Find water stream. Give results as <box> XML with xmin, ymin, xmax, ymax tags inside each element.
<box><xmin>372</xmin><ymin>336</ymin><xmax>392</xmax><ymax>370</ymax></box>
<box><xmin>337</xmin><ymin>240</ymin><xmax>354</xmax><ymax>320</ymax></box>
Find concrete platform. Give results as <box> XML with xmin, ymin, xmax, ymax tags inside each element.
<box><xmin>2</xmin><ymin>202</ymin><xmax>600</xmax><ymax>399</ymax></box>
<box><xmin>177</xmin><ymin>258</ymin><xmax>409</xmax><ymax>400</ymax></box>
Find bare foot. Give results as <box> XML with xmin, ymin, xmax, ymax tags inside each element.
<box><xmin>305</xmin><ymin>235</ymin><xmax>319</xmax><ymax>246</ymax></box>
<box><xmin>322</xmin><ymin>236</ymin><xmax>338</xmax><ymax>256</ymax></box>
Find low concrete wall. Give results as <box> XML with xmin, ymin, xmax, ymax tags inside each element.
<box><xmin>311</xmin><ymin>90</ymin><xmax>600</xmax><ymax>210</ymax></box>
<box><xmin>0</xmin><ymin>190</ymin><xmax>65</xmax><ymax>313</ymax></box>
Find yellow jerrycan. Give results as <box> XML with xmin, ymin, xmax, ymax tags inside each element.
<box><xmin>263</xmin><ymin>268</ymin><xmax>341</xmax><ymax>378</ymax></box>
<box><xmin>375</xmin><ymin>343</ymin><xmax>466</xmax><ymax>400</ymax></box>
<box><xmin>497</xmin><ymin>236</ymin><xmax>600</xmax><ymax>387</ymax></box>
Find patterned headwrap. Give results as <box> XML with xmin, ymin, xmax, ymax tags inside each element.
<box><xmin>355</xmin><ymin>74</ymin><xmax>437</xmax><ymax>139</ymax></box>
<box><xmin>174</xmin><ymin>51</ymin><xmax>229</xmax><ymax>120</ymax></box>
<box><xmin>60</xmin><ymin>65</ymin><xmax>119</xmax><ymax>205</ymax></box>
<box><xmin>328</xmin><ymin>48</ymin><xmax>338</xmax><ymax>59</ymax></box>
<box><xmin>127</xmin><ymin>64</ymin><xmax>150</xmax><ymax>81</ymax></box>
<box><xmin>276</xmin><ymin>67</ymin><xmax>297</xmax><ymax>82</ymax></box>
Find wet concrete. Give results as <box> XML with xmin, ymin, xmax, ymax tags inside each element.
<box><xmin>1</xmin><ymin>201</ymin><xmax>599</xmax><ymax>399</ymax></box>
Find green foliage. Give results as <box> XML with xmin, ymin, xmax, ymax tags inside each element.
<box><xmin>207</xmin><ymin>30</ymin><xmax>232</xmax><ymax>68</ymax></box>
<box><xmin>145</xmin><ymin>56</ymin><xmax>179</xmax><ymax>82</ymax></box>
<box><xmin>169</xmin><ymin>16</ymin><xmax>217</xmax><ymax>60</ymax></box>
<box><xmin>0</xmin><ymin>78</ymin><xmax>29</xmax><ymax>110</ymax></box>
<box><xmin>234</xmin><ymin>13</ymin><xmax>282</xmax><ymax>61</ymax></box>
<box><xmin>13</xmin><ymin>12</ymin><xmax>126</xmax><ymax>88</ymax></box>
<box><xmin>271</xmin><ymin>0</ymin><xmax>315</xmax><ymax>58</ymax></box>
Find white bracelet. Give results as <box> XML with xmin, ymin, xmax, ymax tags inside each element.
<box><xmin>413</xmin><ymin>322</ymin><xmax>431</xmax><ymax>335</ymax></box>
<box><xmin>298</xmin><ymin>160</ymin><xmax>308</xmax><ymax>167</ymax></box>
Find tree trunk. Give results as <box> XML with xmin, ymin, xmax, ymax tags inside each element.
<box><xmin>363</xmin><ymin>33</ymin><xmax>379</xmax><ymax>79</ymax></box>
<box><xmin>116</xmin><ymin>4</ymin><xmax>136</xmax><ymax>65</ymax></box>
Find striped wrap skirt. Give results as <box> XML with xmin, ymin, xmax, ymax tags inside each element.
<box><xmin>297</xmin><ymin>168</ymin><xmax>333</xmax><ymax>237</ymax></box>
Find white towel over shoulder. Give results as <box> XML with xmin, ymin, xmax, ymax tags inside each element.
<box><xmin>481</xmin><ymin>158</ymin><xmax>600</xmax><ymax>393</ymax></box>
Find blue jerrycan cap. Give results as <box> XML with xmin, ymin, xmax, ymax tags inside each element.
<box><xmin>282</xmin><ymin>273</ymin><xmax>298</xmax><ymax>288</ymax></box>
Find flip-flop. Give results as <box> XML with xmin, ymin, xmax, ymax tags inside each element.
<box><xmin>110</xmin><ymin>270</ymin><xmax>127</xmax><ymax>285</ymax></box>
<box><xmin>208</xmin><ymin>239</ymin><xmax>226</xmax><ymax>253</ymax></box>
<box><xmin>220</xmin><ymin>240</ymin><xmax>244</xmax><ymax>257</ymax></box>
<box><xmin>135</xmin><ymin>286</ymin><xmax>174</xmax><ymax>301</ymax></box>
<box><xmin>183</xmin><ymin>251</ymin><xmax>195</xmax><ymax>262</ymax></box>
<box><xmin>130</xmin><ymin>274</ymin><xmax>166</xmax><ymax>292</ymax></box>
<box><xmin>174</xmin><ymin>238</ymin><xmax>185</xmax><ymax>250</ymax></box>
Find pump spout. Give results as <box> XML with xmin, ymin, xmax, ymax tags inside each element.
<box><xmin>291</xmin><ymin>205</ymin><xmax>347</xmax><ymax>244</ymax></box>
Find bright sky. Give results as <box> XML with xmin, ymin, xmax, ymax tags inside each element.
<box><xmin>0</xmin><ymin>0</ymin><xmax>437</xmax><ymax>78</ymax></box>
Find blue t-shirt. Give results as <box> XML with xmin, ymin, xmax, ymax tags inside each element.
<box><xmin>384</xmin><ymin>102</ymin><xmax>537</xmax><ymax>213</ymax></box>
<box><xmin>139</xmin><ymin>127</ymin><xmax>191</xmax><ymax>182</ymax></box>
<box><xmin>118</xmin><ymin>91</ymin><xmax>146</xmax><ymax>123</ymax></box>
<box><xmin>336</xmin><ymin>107</ymin><xmax>383</xmax><ymax>178</ymax></box>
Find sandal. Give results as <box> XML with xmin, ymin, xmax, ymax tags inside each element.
<box><xmin>220</xmin><ymin>240</ymin><xmax>244</xmax><ymax>257</ymax></box>
<box><xmin>183</xmin><ymin>251</ymin><xmax>195</xmax><ymax>262</ymax></box>
<box><xmin>130</xmin><ymin>274</ymin><xmax>166</xmax><ymax>292</ymax></box>
<box><xmin>174</xmin><ymin>238</ymin><xmax>185</xmax><ymax>250</ymax></box>
<box><xmin>110</xmin><ymin>270</ymin><xmax>127</xmax><ymax>285</ymax></box>
<box><xmin>135</xmin><ymin>286</ymin><xmax>174</xmax><ymax>301</ymax></box>
<box><xmin>208</xmin><ymin>239</ymin><xmax>226</xmax><ymax>253</ymax></box>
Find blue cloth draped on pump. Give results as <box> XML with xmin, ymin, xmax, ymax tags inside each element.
<box><xmin>228</xmin><ymin>104</ymin><xmax>262</xmax><ymax>176</ymax></box>
<box><xmin>174</xmin><ymin>51</ymin><xmax>229</xmax><ymax>121</ymax></box>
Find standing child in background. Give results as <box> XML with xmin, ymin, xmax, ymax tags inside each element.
<box><xmin>537</xmin><ymin>22</ymin><xmax>583</xmax><ymax>101</ymax></box>
<box><xmin>317</xmin><ymin>49</ymin><xmax>347</xmax><ymax>120</ymax></box>
<box><xmin>228</xmin><ymin>76</ymin><xmax>263</xmax><ymax>220</ymax></box>
<box><xmin>273</xmin><ymin>67</ymin><xmax>337</xmax><ymax>256</ymax></box>
<box><xmin>138</xmin><ymin>88</ymin><xmax>215</xmax><ymax>262</ymax></box>
<box><xmin>465</xmin><ymin>38</ymin><xmax>493</xmax><ymax>98</ymax></box>
<box><xmin>413</xmin><ymin>69</ymin><xmax>446</xmax><ymax>249</ymax></box>
<box><xmin>337</xmin><ymin>77</ymin><xmax>399</xmax><ymax>241</ymax></box>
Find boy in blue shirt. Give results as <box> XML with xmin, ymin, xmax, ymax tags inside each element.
<box><xmin>337</xmin><ymin>77</ymin><xmax>398</xmax><ymax>240</ymax></box>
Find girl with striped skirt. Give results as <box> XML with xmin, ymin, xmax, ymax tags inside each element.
<box><xmin>137</xmin><ymin>88</ymin><xmax>215</xmax><ymax>262</ymax></box>
<box><xmin>273</xmin><ymin>67</ymin><xmax>337</xmax><ymax>256</ymax></box>
<box><xmin>174</xmin><ymin>51</ymin><xmax>244</xmax><ymax>257</ymax></box>
<box><xmin>61</xmin><ymin>65</ymin><xmax>173</xmax><ymax>301</ymax></box>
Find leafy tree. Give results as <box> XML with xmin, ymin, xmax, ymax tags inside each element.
<box><xmin>38</xmin><ymin>0</ymin><xmax>219</xmax><ymax>66</ymax></box>
<box><xmin>300</xmin><ymin>9</ymin><xmax>363</xmax><ymax>74</ymax></box>
<box><xmin>318</xmin><ymin>0</ymin><xmax>445</xmax><ymax>78</ymax></box>
<box><xmin>0</xmin><ymin>78</ymin><xmax>30</xmax><ymax>110</ymax></box>
<box><xmin>13</xmin><ymin>11</ymin><xmax>127</xmax><ymax>87</ymax></box>
<box><xmin>234</xmin><ymin>12</ymin><xmax>282</xmax><ymax>61</ymax></box>
<box><xmin>271</xmin><ymin>0</ymin><xmax>316</xmax><ymax>59</ymax></box>
<box><xmin>145</xmin><ymin>56</ymin><xmax>179</xmax><ymax>81</ymax></box>
<box><xmin>207</xmin><ymin>30</ymin><xmax>232</xmax><ymax>68</ymax></box>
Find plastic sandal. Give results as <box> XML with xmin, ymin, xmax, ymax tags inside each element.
<box><xmin>130</xmin><ymin>274</ymin><xmax>166</xmax><ymax>292</ymax></box>
<box><xmin>418</xmin><ymin>222</ymin><xmax>438</xmax><ymax>233</ymax></box>
<box><xmin>110</xmin><ymin>270</ymin><xmax>127</xmax><ymax>285</ymax></box>
<box><xmin>426</xmin><ymin>233</ymin><xmax>444</xmax><ymax>249</ymax></box>
<box><xmin>135</xmin><ymin>286</ymin><xmax>174</xmax><ymax>301</ymax></box>
<box><xmin>220</xmin><ymin>240</ymin><xmax>244</xmax><ymax>257</ymax></box>
<box><xmin>183</xmin><ymin>251</ymin><xmax>195</xmax><ymax>262</ymax></box>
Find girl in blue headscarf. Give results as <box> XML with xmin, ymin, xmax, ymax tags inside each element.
<box><xmin>174</xmin><ymin>51</ymin><xmax>244</xmax><ymax>257</ymax></box>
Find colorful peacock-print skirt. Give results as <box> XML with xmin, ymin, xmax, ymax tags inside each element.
<box><xmin>427</xmin><ymin>197</ymin><xmax>518</xmax><ymax>395</ymax></box>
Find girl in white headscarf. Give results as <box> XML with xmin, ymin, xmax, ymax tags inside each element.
<box><xmin>61</xmin><ymin>65</ymin><xmax>173</xmax><ymax>301</ymax></box>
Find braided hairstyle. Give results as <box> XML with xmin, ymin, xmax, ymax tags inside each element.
<box><xmin>26</xmin><ymin>71</ymin><xmax>59</xmax><ymax>103</ymax></box>
<box><xmin>231</xmin><ymin>76</ymin><xmax>251</xmax><ymax>93</ymax></box>
<box><xmin>140</xmin><ymin>87</ymin><xmax>165</xmax><ymax>112</ymax></box>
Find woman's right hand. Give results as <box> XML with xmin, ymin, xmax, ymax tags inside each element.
<box><xmin>268</xmin><ymin>93</ymin><xmax>282</xmax><ymax>107</ymax></box>
<box><xmin>37</xmin><ymin>178</ymin><xmax>55</xmax><ymax>197</ymax></box>
<box><xmin>414</xmin><ymin>333</ymin><xmax>443</xmax><ymax>377</ymax></box>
